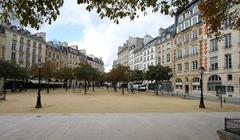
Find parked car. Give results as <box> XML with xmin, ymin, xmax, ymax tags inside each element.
<box><xmin>139</xmin><ymin>85</ymin><xmax>146</xmax><ymax>91</ymax></box>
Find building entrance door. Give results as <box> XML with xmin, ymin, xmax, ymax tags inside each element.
<box><xmin>185</xmin><ymin>85</ymin><xmax>189</xmax><ymax>96</ymax></box>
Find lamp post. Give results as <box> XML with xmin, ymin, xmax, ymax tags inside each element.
<box><xmin>35</xmin><ymin>63</ymin><xmax>42</xmax><ymax>108</ymax></box>
<box><xmin>199</xmin><ymin>66</ymin><xmax>205</xmax><ymax>109</ymax></box>
<box><xmin>168</xmin><ymin>72</ymin><xmax>173</xmax><ymax>95</ymax></box>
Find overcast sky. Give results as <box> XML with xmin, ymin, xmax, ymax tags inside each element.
<box><xmin>30</xmin><ymin>0</ymin><xmax>174</xmax><ymax>72</ymax></box>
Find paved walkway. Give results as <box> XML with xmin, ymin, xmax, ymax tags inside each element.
<box><xmin>0</xmin><ymin>112</ymin><xmax>239</xmax><ymax>140</ymax></box>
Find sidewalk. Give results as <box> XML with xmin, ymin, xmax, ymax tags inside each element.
<box><xmin>0</xmin><ymin>112</ymin><xmax>239</xmax><ymax>140</ymax></box>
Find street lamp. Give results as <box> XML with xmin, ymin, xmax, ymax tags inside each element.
<box><xmin>168</xmin><ymin>72</ymin><xmax>173</xmax><ymax>96</ymax></box>
<box><xmin>35</xmin><ymin>63</ymin><xmax>42</xmax><ymax>108</ymax></box>
<box><xmin>199</xmin><ymin>66</ymin><xmax>205</xmax><ymax>109</ymax></box>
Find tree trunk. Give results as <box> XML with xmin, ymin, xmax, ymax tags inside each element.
<box><xmin>3</xmin><ymin>77</ymin><xmax>6</xmax><ymax>100</ymax></box>
<box><xmin>155</xmin><ymin>80</ymin><xmax>158</xmax><ymax>96</ymax></box>
<box><xmin>122</xmin><ymin>87</ymin><xmax>124</xmax><ymax>95</ymax></box>
<box><xmin>84</xmin><ymin>80</ymin><xmax>87</xmax><ymax>94</ymax></box>
<box><xmin>92</xmin><ymin>81</ymin><xmax>95</xmax><ymax>92</ymax></box>
<box><xmin>114</xmin><ymin>85</ymin><xmax>117</xmax><ymax>92</ymax></box>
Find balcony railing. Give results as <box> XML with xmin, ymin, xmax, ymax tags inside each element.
<box><xmin>224</xmin><ymin>118</ymin><xmax>240</xmax><ymax>135</ymax></box>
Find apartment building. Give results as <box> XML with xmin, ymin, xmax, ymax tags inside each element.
<box><xmin>133</xmin><ymin>46</ymin><xmax>144</xmax><ymax>70</ymax></box>
<box><xmin>156</xmin><ymin>25</ymin><xmax>175</xmax><ymax>69</ymax></box>
<box><xmin>45</xmin><ymin>41</ymin><xmax>69</xmax><ymax>70</ymax></box>
<box><xmin>127</xmin><ymin>37</ymin><xmax>144</xmax><ymax>70</ymax></box>
<box><xmin>142</xmin><ymin>37</ymin><xmax>159</xmax><ymax>71</ymax></box>
<box><xmin>0</xmin><ymin>25</ymin><xmax>6</xmax><ymax>59</ymax></box>
<box><xmin>67</xmin><ymin>45</ymin><xmax>80</xmax><ymax>69</ymax></box>
<box><xmin>3</xmin><ymin>25</ymin><xmax>46</xmax><ymax>68</ymax></box>
<box><xmin>116</xmin><ymin>43</ymin><xmax>128</xmax><ymax>66</ymax></box>
<box><xmin>206</xmin><ymin>3</ymin><xmax>240</xmax><ymax>97</ymax></box>
<box><xmin>173</xmin><ymin>0</ymin><xmax>206</xmax><ymax>95</ymax></box>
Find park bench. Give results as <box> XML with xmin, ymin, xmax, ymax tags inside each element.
<box><xmin>0</xmin><ymin>90</ymin><xmax>5</xmax><ymax>100</ymax></box>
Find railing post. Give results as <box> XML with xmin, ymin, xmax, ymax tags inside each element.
<box><xmin>224</xmin><ymin>118</ymin><xmax>227</xmax><ymax>131</ymax></box>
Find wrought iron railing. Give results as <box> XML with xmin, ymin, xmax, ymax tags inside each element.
<box><xmin>225</xmin><ymin>118</ymin><xmax>240</xmax><ymax>135</ymax></box>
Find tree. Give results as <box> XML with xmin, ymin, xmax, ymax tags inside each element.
<box><xmin>58</xmin><ymin>67</ymin><xmax>74</xmax><ymax>91</ymax></box>
<box><xmin>108</xmin><ymin>65</ymin><xmax>130</xmax><ymax>95</ymax></box>
<box><xmin>0</xmin><ymin>0</ymin><xmax>64</xmax><ymax>29</ymax></box>
<box><xmin>30</xmin><ymin>61</ymin><xmax>54</xmax><ymax>93</ymax></box>
<box><xmin>129</xmin><ymin>70</ymin><xmax>144</xmax><ymax>82</ymax></box>
<box><xmin>145</xmin><ymin>65</ymin><xmax>171</xmax><ymax>95</ymax></box>
<box><xmin>199</xmin><ymin>0</ymin><xmax>240</xmax><ymax>38</ymax></box>
<box><xmin>74</xmin><ymin>63</ymin><xmax>94</xmax><ymax>94</ymax></box>
<box><xmin>1</xmin><ymin>1</ymin><xmax>239</xmax><ymax>36</ymax></box>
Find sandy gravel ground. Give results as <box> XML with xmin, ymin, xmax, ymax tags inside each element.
<box><xmin>0</xmin><ymin>88</ymin><xmax>239</xmax><ymax>113</ymax></box>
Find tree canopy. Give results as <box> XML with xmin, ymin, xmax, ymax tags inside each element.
<box><xmin>108</xmin><ymin>65</ymin><xmax>130</xmax><ymax>83</ymax></box>
<box><xmin>145</xmin><ymin>65</ymin><xmax>171</xmax><ymax>81</ymax></box>
<box><xmin>1</xmin><ymin>0</ymin><xmax>239</xmax><ymax>34</ymax></box>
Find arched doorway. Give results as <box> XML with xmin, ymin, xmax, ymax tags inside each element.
<box><xmin>208</xmin><ymin>75</ymin><xmax>221</xmax><ymax>91</ymax></box>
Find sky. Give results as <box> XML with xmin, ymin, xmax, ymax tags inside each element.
<box><xmin>30</xmin><ymin>0</ymin><xmax>174</xmax><ymax>72</ymax></box>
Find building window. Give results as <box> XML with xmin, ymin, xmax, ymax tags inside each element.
<box><xmin>224</xmin><ymin>17</ymin><xmax>231</xmax><ymax>28</ymax></box>
<box><xmin>184</xmin><ymin>62</ymin><xmax>189</xmax><ymax>71</ymax></box>
<box><xmin>226</xmin><ymin>86</ymin><xmax>234</xmax><ymax>92</ymax></box>
<box><xmin>227</xmin><ymin>74</ymin><xmax>232</xmax><ymax>81</ymax></box>
<box><xmin>192</xmin><ymin>60</ymin><xmax>198</xmax><ymax>70</ymax></box>
<box><xmin>151</xmin><ymin>48</ymin><xmax>153</xmax><ymax>53</ymax></box>
<box><xmin>224</xmin><ymin>33</ymin><xmax>231</xmax><ymax>48</ymax></box>
<box><xmin>191</xmin><ymin>45</ymin><xmax>198</xmax><ymax>56</ymax></box>
<box><xmin>192</xmin><ymin>16</ymin><xmax>199</xmax><ymax>25</ymax></box>
<box><xmin>210</xmin><ymin>39</ymin><xmax>218</xmax><ymax>52</ymax></box>
<box><xmin>158</xmin><ymin>57</ymin><xmax>161</xmax><ymax>65</ymax></box>
<box><xmin>210</xmin><ymin>57</ymin><xmax>218</xmax><ymax>70</ymax></box>
<box><xmin>192</xmin><ymin>77</ymin><xmax>200</xmax><ymax>91</ymax></box>
<box><xmin>177</xmin><ymin>63</ymin><xmax>182</xmax><ymax>72</ymax></box>
<box><xmin>193</xmin><ymin>6</ymin><xmax>198</xmax><ymax>14</ymax></box>
<box><xmin>225</xmin><ymin>54</ymin><xmax>232</xmax><ymax>69</ymax></box>
<box><xmin>177</xmin><ymin>49</ymin><xmax>182</xmax><ymax>59</ymax></box>
<box><xmin>11</xmin><ymin>52</ymin><xmax>16</xmax><ymax>61</ymax></box>
<box><xmin>151</xmin><ymin>55</ymin><xmax>153</xmax><ymax>60</ymax></box>
<box><xmin>178</xmin><ymin>15</ymin><xmax>183</xmax><ymax>22</ymax></box>
<box><xmin>167</xmin><ymin>54</ymin><xmax>170</xmax><ymax>62</ymax></box>
<box><xmin>185</xmin><ymin>11</ymin><xmax>191</xmax><ymax>18</ymax></box>
<box><xmin>184</xmin><ymin>33</ymin><xmax>190</xmax><ymax>43</ymax></box>
<box><xmin>208</xmin><ymin>75</ymin><xmax>221</xmax><ymax>91</ymax></box>
<box><xmin>183</xmin><ymin>47</ymin><xmax>189</xmax><ymax>58</ymax></box>
<box><xmin>192</xmin><ymin>30</ymin><xmax>198</xmax><ymax>40</ymax></box>
<box><xmin>20</xmin><ymin>37</ymin><xmax>24</xmax><ymax>44</ymax></box>
<box><xmin>177</xmin><ymin>24</ymin><xmax>183</xmax><ymax>33</ymax></box>
<box><xmin>184</xmin><ymin>20</ymin><xmax>190</xmax><ymax>29</ymax></box>
<box><xmin>162</xmin><ymin>55</ymin><xmax>164</xmax><ymax>64</ymax></box>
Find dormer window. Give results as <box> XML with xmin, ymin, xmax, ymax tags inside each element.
<box><xmin>185</xmin><ymin>11</ymin><xmax>191</xmax><ymax>18</ymax></box>
<box><xmin>178</xmin><ymin>15</ymin><xmax>184</xmax><ymax>22</ymax></box>
<box><xmin>193</xmin><ymin>6</ymin><xmax>198</xmax><ymax>14</ymax></box>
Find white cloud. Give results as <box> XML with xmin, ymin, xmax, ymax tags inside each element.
<box><xmin>33</xmin><ymin>0</ymin><xmax>174</xmax><ymax>72</ymax></box>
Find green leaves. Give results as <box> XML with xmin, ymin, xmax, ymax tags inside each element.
<box><xmin>145</xmin><ymin>65</ymin><xmax>171</xmax><ymax>81</ymax></box>
<box><xmin>74</xmin><ymin>62</ymin><xmax>98</xmax><ymax>81</ymax></box>
<box><xmin>1</xmin><ymin>0</ymin><xmax>64</xmax><ymax>29</ymax></box>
